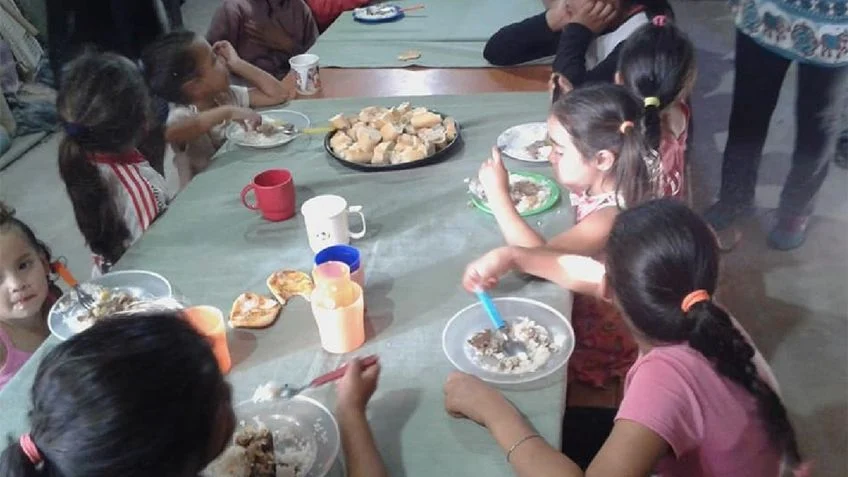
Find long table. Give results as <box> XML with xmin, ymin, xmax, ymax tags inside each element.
<box><xmin>0</xmin><ymin>93</ymin><xmax>573</xmax><ymax>476</ymax></box>
<box><xmin>308</xmin><ymin>0</ymin><xmax>547</xmax><ymax>68</ymax></box>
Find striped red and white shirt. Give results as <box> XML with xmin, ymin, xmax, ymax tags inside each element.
<box><xmin>89</xmin><ymin>150</ymin><xmax>172</xmax><ymax>276</ymax></box>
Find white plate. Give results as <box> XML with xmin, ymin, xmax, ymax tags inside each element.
<box><xmin>227</xmin><ymin>110</ymin><xmax>311</xmax><ymax>149</ymax></box>
<box><xmin>353</xmin><ymin>5</ymin><xmax>402</xmax><ymax>21</ymax></box>
<box><xmin>442</xmin><ymin>297</ymin><xmax>574</xmax><ymax>385</ymax></box>
<box><xmin>496</xmin><ymin>122</ymin><xmax>550</xmax><ymax>163</ymax></box>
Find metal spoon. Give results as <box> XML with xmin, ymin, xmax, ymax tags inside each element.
<box><xmin>474</xmin><ymin>289</ymin><xmax>527</xmax><ymax>357</ymax></box>
<box><xmin>280</xmin><ymin>355</ymin><xmax>379</xmax><ymax>399</ymax></box>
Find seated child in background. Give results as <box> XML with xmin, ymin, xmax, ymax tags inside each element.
<box><xmin>616</xmin><ymin>16</ymin><xmax>695</xmax><ymax>200</ymax></box>
<box><xmin>143</xmin><ymin>31</ymin><xmax>294</xmax><ymax>189</ymax></box>
<box><xmin>0</xmin><ymin>203</ymin><xmax>60</xmax><ymax>391</ymax></box>
<box><xmin>0</xmin><ymin>314</ymin><xmax>389</xmax><ymax>477</ymax></box>
<box><xmin>57</xmin><ymin>52</ymin><xmax>172</xmax><ymax>276</ymax></box>
<box><xmin>207</xmin><ymin>0</ymin><xmax>320</xmax><ymax>78</ymax></box>
<box><xmin>306</xmin><ymin>0</ymin><xmax>370</xmax><ymax>32</ymax></box>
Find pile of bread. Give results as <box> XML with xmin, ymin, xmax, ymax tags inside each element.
<box><xmin>328</xmin><ymin>103</ymin><xmax>458</xmax><ymax>166</ymax></box>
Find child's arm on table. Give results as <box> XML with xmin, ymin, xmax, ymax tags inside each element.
<box><xmin>165</xmin><ymin>105</ymin><xmax>260</xmax><ymax>144</ymax></box>
<box><xmin>464</xmin><ymin>246</ymin><xmax>605</xmax><ymax>296</ymax></box>
<box><xmin>337</xmin><ymin>358</ymin><xmax>389</xmax><ymax>477</ymax></box>
<box><xmin>213</xmin><ymin>41</ymin><xmax>292</xmax><ymax>107</ymax></box>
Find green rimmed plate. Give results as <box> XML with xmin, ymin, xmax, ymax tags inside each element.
<box><xmin>469</xmin><ymin>171</ymin><xmax>561</xmax><ymax>217</ymax></box>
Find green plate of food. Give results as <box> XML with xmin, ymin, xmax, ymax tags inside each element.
<box><xmin>467</xmin><ymin>171</ymin><xmax>561</xmax><ymax>217</ymax></box>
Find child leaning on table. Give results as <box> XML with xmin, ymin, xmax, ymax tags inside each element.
<box><xmin>142</xmin><ymin>31</ymin><xmax>295</xmax><ymax>190</ymax></box>
<box><xmin>615</xmin><ymin>15</ymin><xmax>695</xmax><ymax>200</ymax></box>
<box><xmin>0</xmin><ymin>313</ymin><xmax>389</xmax><ymax>477</ymax></box>
<box><xmin>57</xmin><ymin>52</ymin><xmax>172</xmax><ymax>277</ymax></box>
<box><xmin>0</xmin><ymin>203</ymin><xmax>61</xmax><ymax>392</ymax></box>
<box><xmin>451</xmin><ymin>199</ymin><xmax>808</xmax><ymax>477</ymax></box>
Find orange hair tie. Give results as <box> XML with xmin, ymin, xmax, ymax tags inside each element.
<box><xmin>619</xmin><ymin>121</ymin><xmax>635</xmax><ymax>134</ymax></box>
<box><xmin>681</xmin><ymin>289</ymin><xmax>710</xmax><ymax>313</ymax></box>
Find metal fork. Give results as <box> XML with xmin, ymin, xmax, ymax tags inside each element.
<box><xmin>52</xmin><ymin>262</ymin><xmax>95</xmax><ymax>311</ymax></box>
<box><xmin>280</xmin><ymin>355</ymin><xmax>379</xmax><ymax>399</ymax></box>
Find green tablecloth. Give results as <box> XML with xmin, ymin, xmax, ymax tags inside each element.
<box><xmin>308</xmin><ymin>0</ymin><xmax>550</xmax><ymax>68</ymax></box>
<box><xmin>0</xmin><ymin>92</ymin><xmax>573</xmax><ymax>476</ymax></box>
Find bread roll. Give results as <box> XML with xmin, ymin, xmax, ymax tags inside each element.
<box><xmin>329</xmin><ymin>113</ymin><xmax>350</xmax><ymax>130</ymax></box>
<box><xmin>396</xmin><ymin>102</ymin><xmax>412</xmax><ymax>115</ymax></box>
<box><xmin>397</xmin><ymin>133</ymin><xmax>416</xmax><ymax>147</ymax></box>
<box><xmin>356</xmin><ymin>127</ymin><xmax>382</xmax><ymax>150</ymax></box>
<box><xmin>392</xmin><ymin>145</ymin><xmax>428</xmax><ymax>164</ymax></box>
<box><xmin>411</xmin><ymin>112</ymin><xmax>442</xmax><ymax>129</ymax></box>
<box><xmin>444</xmin><ymin>117</ymin><xmax>458</xmax><ymax>140</ymax></box>
<box><xmin>358</xmin><ymin>106</ymin><xmax>380</xmax><ymax>123</ymax></box>
<box><xmin>372</xmin><ymin>141</ymin><xmax>395</xmax><ymax>165</ymax></box>
<box><xmin>380</xmin><ymin>123</ymin><xmax>403</xmax><ymax>142</ymax></box>
<box><xmin>343</xmin><ymin>144</ymin><xmax>373</xmax><ymax>164</ymax></box>
<box><xmin>330</xmin><ymin>131</ymin><xmax>353</xmax><ymax>151</ymax></box>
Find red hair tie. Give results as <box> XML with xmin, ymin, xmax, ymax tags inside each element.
<box><xmin>19</xmin><ymin>434</ymin><xmax>42</xmax><ymax>466</ymax></box>
<box><xmin>652</xmin><ymin>15</ymin><xmax>667</xmax><ymax>27</ymax></box>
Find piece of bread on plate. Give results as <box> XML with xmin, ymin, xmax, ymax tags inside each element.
<box><xmin>229</xmin><ymin>292</ymin><xmax>281</xmax><ymax>329</ymax></box>
<box><xmin>266</xmin><ymin>270</ymin><xmax>314</xmax><ymax>304</ymax></box>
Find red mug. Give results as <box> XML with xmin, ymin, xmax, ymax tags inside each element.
<box><xmin>241</xmin><ymin>169</ymin><xmax>295</xmax><ymax>221</ymax></box>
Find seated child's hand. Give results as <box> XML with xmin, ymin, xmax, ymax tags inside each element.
<box><xmin>545</xmin><ymin>0</ymin><xmax>573</xmax><ymax>31</ymax></box>
<box><xmin>212</xmin><ymin>40</ymin><xmax>241</xmax><ymax>68</ymax></box>
<box><xmin>336</xmin><ymin>357</ymin><xmax>381</xmax><ymax>413</ymax></box>
<box><xmin>478</xmin><ymin>147</ymin><xmax>511</xmax><ymax>206</ymax></box>
<box><xmin>462</xmin><ymin>247</ymin><xmax>512</xmax><ymax>292</ymax></box>
<box><xmin>571</xmin><ymin>0</ymin><xmax>617</xmax><ymax>34</ymax></box>
<box><xmin>228</xmin><ymin>106</ymin><xmax>262</xmax><ymax>128</ymax></box>
<box><xmin>444</xmin><ymin>372</ymin><xmax>513</xmax><ymax>428</ymax></box>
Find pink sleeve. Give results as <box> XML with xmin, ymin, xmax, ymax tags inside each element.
<box><xmin>616</xmin><ymin>357</ymin><xmax>703</xmax><ymax>458</ymax></box>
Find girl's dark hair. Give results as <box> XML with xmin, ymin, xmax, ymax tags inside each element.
<box><xmin>142</xmin><ymin>30</ymin><xmax>200</xmax><ymax>105</ymax></box>
<box><xmin>0</xmin><ymin>203</ymin><xmax>62</xmax><ymax>300</ymax></box>
<box><xmin>551</xmin><ymin>83</ymin><xmax>653</xmax><ymax>208</ymax></box>
<box><xmin>57</xmin><ymin>52</ymin><xmax>152</xmax><ymax>265</ymax></box>
<box><xmin>0</xmin><ymin>313</ymin><xmax>232</xmax><ymax>477</ymax></box>
<box><xmin>605</xmin><ymin>199</ymin><xmax>804</xmax><ymax>472</ymax></box>
<box><xmin>617</xmin><ymin>19</ymin><xmax>695</xmax><ymax>152</ymax></box>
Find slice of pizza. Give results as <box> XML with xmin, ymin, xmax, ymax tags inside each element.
<box><xmin>266</xmin><ymin>270</ymin><xmax>314</xmax><ymax>305</ymax></box>
<box><xmin>229</xmin><ymin>292</ymin><xmax>281</xmax><ymax>329</ymax></box>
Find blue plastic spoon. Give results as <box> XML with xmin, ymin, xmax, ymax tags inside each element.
<box><xmin>474</xmin><ymin>289</ymin><xmax>527</xmax><ymax>357</ymax></box>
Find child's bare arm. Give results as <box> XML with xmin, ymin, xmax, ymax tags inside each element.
<box><xmin>165</xmin><ymin>106</ymin><xmax>256</xmax><ymax>144</ymax></box>
<box><xmin>546</xmin><ymin>206</ymin><xmax>617</xmax><ymax>256</ymax></box>
<box><xmin>213</xmin><ymin>41</ymin><xmax>292</xmax><ymax>107</ymax></box>
<box><xmin>489</xmin><ymin>198</ymin><xmax>548</xmax><ymax>248</ymax></box>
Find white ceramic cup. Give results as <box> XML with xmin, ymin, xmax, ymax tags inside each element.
<box><xmin>289</xmin><ymin>53</ymin><xmax>321</xmax><ymax>95</ymax></box>
<box><xmin>301</xmin><ymin>195</ymin><xmax>366</xmax><ymax>253</ymax></box>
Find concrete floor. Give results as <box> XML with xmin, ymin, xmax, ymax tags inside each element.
<box><xmin>0</xmin><ymin>1</ymin><xmax>845</xmax><ymax>475</ymax></box>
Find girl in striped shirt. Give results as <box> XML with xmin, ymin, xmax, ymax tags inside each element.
<box><xmin>57</xmin><ymin>52</ymin><xmax>173</xmax><ymax>276</ymax></box>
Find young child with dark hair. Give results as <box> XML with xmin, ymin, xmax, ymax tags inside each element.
<box><xmin>57</xmin><ymin>52</ymin><xmax>171</xmax><ymax>276</ymax></box>
<box><xmin>0</xmin><ymin>313</ymin><xmax>389</xmax><ymax>477</ymax></box>
<box><xmin>0</xmin><ymin>203</ymin><xmax>61</xmax><ymax>391</ymax></box>
<box><xmin>452</xmin><ymin>199</ymin><xmax>807</xmax><ymax>476</ymax></box>
<box><xmin>616</xmin><ymin>15</ymin><xmax>696</xmax><ymax>200</ymax></box>
<box><xmin>143</xmin><ymin>31</ymin><xmax>294</xmax><ymax>189</ymax></box>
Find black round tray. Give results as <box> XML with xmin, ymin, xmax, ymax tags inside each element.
<box><xmin>324</xmin><ymin>116</ymin><xmax>462</xmax><ymax>172</ymax></box>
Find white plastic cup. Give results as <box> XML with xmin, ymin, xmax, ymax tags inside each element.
<box><xmin>289</xmin><ymin>54</ymin><xmax>321</xmax><ymax>95</ymax></box>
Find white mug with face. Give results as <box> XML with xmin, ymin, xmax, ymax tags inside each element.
<box><xmin>301</xmin><ymin>195</ymin><xmax>366</xmax><ymax>253</ymax></box>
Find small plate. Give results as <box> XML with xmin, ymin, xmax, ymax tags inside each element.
<box><xmin>469</xmin><ymin>171</ymin><xmax>561</xmax><ymax>217</ymax></box>
<box><xmin>227</xmin><ymin>110</ymin><xmax>311</xmax><ymax>149</ymax></box>
<box><xmin>353</xmin><ymin>5</ymin><xmax>404</xmax><ymax>23</ymax></box>
<box><xmin>497</xmin><ymin>122</ymin><xmax>550</xmax><ymax>163</ymax></box>
<box><xmin>442</xmin><ymin>297</ymin><xmax>574</xmax><ymax>385</ymax></box>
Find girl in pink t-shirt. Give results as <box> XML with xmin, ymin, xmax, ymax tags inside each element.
<box><xmin>449</xmin><ymin>199</ymin><xmax>807</xmax><ymax>477</ymax></box>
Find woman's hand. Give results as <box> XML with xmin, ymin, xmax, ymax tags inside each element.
<box><xmin>212</xmin><ymin>40</ymin><xmax>241</xmax><ymax>68</ymax></box>
<box><xmin>444</xmin><ymin>372</ymin><xmax>514</xmax><ymax>427</ymax></box>
<box><xmin>336</xmin><ymin>357</ymin><xmax>381</xmax><ymax>413</ymax></box>
<box><xmin>478</xmin><ymin>147</ymin><xmax>511</xmax><ymax>207</ymax></box>
<box><xmin>571</xmin><ymin>0</ymin><xmax>617</xmax><ymax>34</ymax></box>
<box><xmin>462</xmin><ymin>247</ymin><xmax>514</xmax><ymax>292</ymax></box>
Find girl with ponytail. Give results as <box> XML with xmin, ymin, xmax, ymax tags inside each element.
<box><xmin>616</xmin><ymin>15</ymin><xmax>696</xmax><ymax>200</ymax></box>
<box><xmin>451</xmin><ymin>198</ymin><xmax>805</xmax><ymax>476</ymax></box>
<box><xmin>57</xmin><ymin>52</ymin><xmax>172</xmax><ymax>276</ymax></box>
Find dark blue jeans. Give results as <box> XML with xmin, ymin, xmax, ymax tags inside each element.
<box><xmin>719</xmin><ymin>31</ymin><xmax>848</xmax><ymax>217</ymax></box>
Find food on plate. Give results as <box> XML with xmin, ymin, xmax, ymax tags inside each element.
<box><xmin>397</xmin><ymin>50</ymin><xmax>421</xmax><ymax>61</ymax></box>
<box><xmin>266</xmin><ymin>270</ymin><xmax>314</xmax><ymax>305</ymax></box>
<box><xmin>230</xmin><ymin>119</ymin><xmax>292</xmax><ymax>147</ymax></box>
<box><xmin>467</xmin><ymin>173</ymin><xmax>553</xmax><ymax>214</ymax></box>
<box><xmin>526</xmin><ymin>139</ymin><xmax>553</xmax><ymax>161</ymax></box>
<box><xmin>229</xmin><ymin>292</ymin><xmax>282</xmax><ymax>329</ymax></box>
<box><xmin>467</xmin><ymin>317</ymin><xmax>558</xmax><ymax>374</ymax></box>
<box><xmin>328</xmin><ymin>103</ymin><xmax>458</xmax><ymax>166</ymax></box>
<box><xmin>62</xmin><ymin>285</ymin><xmax>140</xmax><ymax>333</ymax></box>
<box><xmin>204</xmin><ymin>422</ymin><xmax>317</xmax><ymax>477</ymax></box>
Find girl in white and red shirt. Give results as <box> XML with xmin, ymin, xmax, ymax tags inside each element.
<box><xmin>57</xmin><ymin>52</ymin><xmax>172</xmax><ymax>276</ymax></box>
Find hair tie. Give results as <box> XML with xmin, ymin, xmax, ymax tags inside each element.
<box><xmin>619</xmin><ymin>121</ymin><xmax>635</xmax><ymax>134</ymax></box>
<box><xmin>19</xmin><ymin>434</ymin><xmax>42</xmax><ymax>466</ymax></box>
<box><xmin>644</xmin><ymin>97</ymin><xmax>661</xmax><ymax>108</ymax></box>
<box><xmin>793</xmin><ymin>461</ymin><xmax>813</xmax><ymax>477</ymax></box>
<box><xmin>62</xmin><ymin>121</ymin><xmax>88</xmax><ymax>138</ymax></box>
<box><xmin>652</xmin><ymin>15</ymin><xmax>667</xmax><ymax>27</ymax></box>
<box><xmin>681</xmin><ymin>289</ymin><xmax>710</xmax><ymax>313</ymax></box>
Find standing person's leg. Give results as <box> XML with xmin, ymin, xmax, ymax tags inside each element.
<box><xmin>704</xmin><ymin>31</ymin><xmax>791</xmax><ymax>230</ymax></box>
<box><xmin>768</xmin><ymin>65</ymin><xmax>848</xmax><ymax>250</ymax></box>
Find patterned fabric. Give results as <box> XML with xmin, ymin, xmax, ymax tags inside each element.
<box><xmin>731</xmin><ymin>0</ymin><xmax>848</xmax><ymax>66</ymax></box>
<box><xmin>567</xmin><ymin>190</ymin><xmax>638</xmax><ymax>387</ymax></box>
